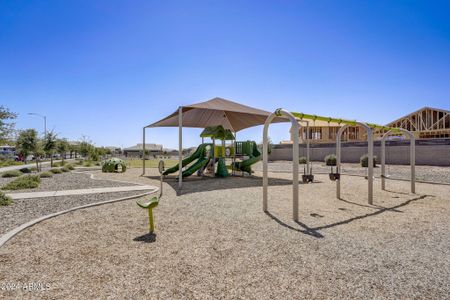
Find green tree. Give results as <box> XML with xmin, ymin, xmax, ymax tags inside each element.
<box><xmin>0</xmin><ymin>106</ymin><xmax>17</xmax><ymax>144</ymax></box>
<box><xmin>16</xmin><ymin>129</ymin><xmax>39</xmax><ymax>165</ymax></box>
<box><xmin>56</xmin><ymin>139</ymin><xmax>69</xmax><ymax>164</ymax></box>
<box><xmin>43</xmin><ymin>131</ymin><xmax>57</xmax><ymax>167</ymax></box>
<box><xmin>34</xmin><ymin>142</ymin><xmax>45</xmax><ymax>171</ymax></box>
<box><xmin>68</xmin><ymin>143</ymin><xmax>79</xmax><ymax>159</ymax></box>
<box><xmin>79</xmin><ymin>136</ymin><xmax>93</xmax><ymax>158</ymax></box>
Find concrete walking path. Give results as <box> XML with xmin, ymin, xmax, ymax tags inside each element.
<box><xmin>0</xmin><ymin>159</ymin><xmax>75</xmax><ymax>173</ymax></box>
<box><xmin>7</xmin><ymin>185</ymin><xmax>158</xmax><ymax>200</ymax></box>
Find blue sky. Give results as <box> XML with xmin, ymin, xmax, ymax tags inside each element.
<box><xmin>1</xmin><ymin>0</ymin><xmax>449</xmax><ymax>149</ymax></box>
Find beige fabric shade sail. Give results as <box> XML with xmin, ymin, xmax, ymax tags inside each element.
<box><xmin>147</xmin><ymin>97</ymin><xmax>286</xmax><ymax>132</ymax></box>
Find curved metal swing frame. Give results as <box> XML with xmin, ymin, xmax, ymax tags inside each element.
<box><xmin>336</xmin><ymin>123</ymin><xmax>374</xmax><ymax>204</ymax></box>
<box><xmin>263</xmin><ymin>109</ymin><xmax>300</xmax><ymax>221</ymax></box>
<box><xmin>381</xmin><ymin>129</ymin><xmax>416</xmax><ymax>193</ymax></box>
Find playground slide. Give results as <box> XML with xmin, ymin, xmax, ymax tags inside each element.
<box><xmin>182</xmin><ymin>157</ymin><xmax>210</xmax><ymax>177</ymax></box>
<box><xmin>162</xmin><ymin>143</ymin><xmax>211</xmax><ymax>177</ymax></box>
<box><xmin>234</xmin><ymin>142</ymin><xmax>261</xmax><ymax>174</ymax></box>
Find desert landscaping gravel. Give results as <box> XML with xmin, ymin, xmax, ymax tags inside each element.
<box><xmin>0</xmin><ymin>191</ymin><xmax>149</xmax><ymax>236</ymax></box>
<box><xmin>0</xmin><ymin>171</ymin><xmax>136</xmax><ymax>193</ymax></box>
<box><xmin>253</xmin><ymin>161</ymin><xmax>450</xmax><ymax>184</ymax></box>
<box><xmin>0</xmin><ymin>167</ymin><xmax>449</xmax><ymax>299</ymax></box>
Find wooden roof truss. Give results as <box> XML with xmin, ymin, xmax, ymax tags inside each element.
<box><xmin>387</xmin><ymin>107</ymin><xmax>450</xmax><ymax>133</ymax></box>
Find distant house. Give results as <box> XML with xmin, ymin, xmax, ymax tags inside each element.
<box><xmin>123</xmin><ymin>143</ymin><xmax>163</xmax><ymax>158</ymax></box>
<box><xmin>162</xmin><ymin>148</ymin><xmax>179</xmax><ymax>156</ymax></box>
<box><xmin>387</xmin><ymin>107</ymin><xmax>450</xmax><ymax>139</ymax></box>
<box><xmin>105</xmin><ymin>146</ymin><xmax>122</xmax><ymax>155</ymax></box>
<box><xmin>287</xmin><ymin>106</ymin><xmax>450</xmax><ymax>143</ymax></box>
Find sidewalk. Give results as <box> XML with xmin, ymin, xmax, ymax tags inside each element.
<box><xmin>0</xmin><ymin>159</ymin><xmax>75</xmax><ymax>173</ymax></box>
<box><xmin>7</xmin><ymin>185</ymin><xmax>157</xmax><ymax>200</ymax></box>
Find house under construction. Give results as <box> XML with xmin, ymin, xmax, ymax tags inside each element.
<box><xmin>288</xmin><ymin>107</ymin><xmax>450</xmax><ymax>143</ymax></box>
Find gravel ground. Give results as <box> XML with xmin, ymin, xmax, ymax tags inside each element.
<box><xmin>0</xmin><ymin>190</ymin><xmax>149</xmax><ymax>236</ymax></box>
<box><xmin>253</xmin><ymin>161</ymin><xmax>450</xmax><ymax>184</ymax></box>
<box><xmin>0</xmin><ymin>171</ymin><xmax>136</xmax><ymax>193</ymax></box>
<box><xmin>0</xmin><ymin>168</ymin><xmax>449</xmax><ymax>299</ymax></box>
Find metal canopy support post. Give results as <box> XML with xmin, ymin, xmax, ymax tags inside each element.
<box><xmin>381</xmin><ymin>129</ymin><xmax>415</xmax><ymax>193</ymax></box>
<box><xmin>142</xmin><ymin>127</ymin><xmax>146</xmax><ymax>175</ymax></box>
<box><xmin>306</xmin><ymin>122</ymin><xmax>310</xmax><ymax>174</ymax></box>
<box><xmin>178</xmin><ymin>107</ymin><xmax>183</xmax><ymax>189</ymax></box>
<box><xmin>381</xmin><ymin>137</ymin><xmax>386</xmax><ymax>190</ymax></box>
<box><xmin>263</xmin><ymin>109</ymin><xmax>300</xmax><ymax>221</ymax></box>
<box><xmin>336</xmin><ymin>123</ymin><xmax>373</xmax><ymax>204</ymax></box>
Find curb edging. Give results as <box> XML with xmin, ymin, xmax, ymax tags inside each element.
<box><xmin>0</xmin><ymin>188</ymin><xmax>158</xmax><ymax>249</ymax></box>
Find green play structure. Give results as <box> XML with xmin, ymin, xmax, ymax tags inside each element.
<box><xmin>162</xmin><ymin>143</ymin><xmax>213</xmax><ymax>177</ymax></box>
<box><xmin>161</xmin><ymin>125</ymin><xmax>261</xmax><ymax>179</ymax></box>
<box><xmin>102</xmin><ymin>157</ymin><xmax>127</xmax><ymax>173</ymax></box>
<box><xmin>233</xmin><ymin>141</ymin><xmax>261</xmax><ymax>174</ymax></box>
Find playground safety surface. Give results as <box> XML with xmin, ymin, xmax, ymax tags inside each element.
<box><xmin>1</xmin><ymin>167</ymin><xmax>449</xmax><ymax>299</ymax></box>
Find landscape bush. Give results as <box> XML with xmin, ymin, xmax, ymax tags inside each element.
<box><xmin>324</xmin><ymin>154</ymin><xmax>337</xmax><ymax>166</ymax></box>
<box><xmin>65</xmin><ymin>164</ymin><xmax>75</xmax><ymax>170</ymax></box>
<box><xmin>61</xmin><ymin>166</ymin><xmax>70</xmax><ymax>172</ymax></box>
<box><xmin>53</xmin><ymin>161</ymin><xmax>67</xmax><ymax>167</ymax></box>
<box><xmin>39</xmin><ymin>171</ymin><xmax>53</xmax><ymax>178</ymax></box>
<box><xmin>83</xmin><ymin>161</ymin><xmax>93</xmax><ymax>167</ymax></box>
<box><xmin>298</xmin><ymin>156</ymin><xmax>307</xmax><ymax>164</ymax></box>
<box><xmin>50</xmin><ymin>168</ymin><xmax>63</xmax><ymax>174</ymax></box>
<box><xmin>360</xmin><ymin>154</ymin><xmax>377</xmax><ymax>167</ymax></box>
<box><xmin>30</xmin><ymin>167</ymin><xmax>38</xmax><ymax>172</ymax></box>
<box><xmin>19</xmin><ymin>167</ymin><xmax>31</xmax><ymax>173</ymax></box>
<box><xmin>1</xmin><ymin>170</ymin><xmax>23</xmax><ymax>178</ymax></box>
<box><xmin>0</xmin><ymin>191</ymin><xmax>13</xmax><ymax>206</ymax></box>
<box><xmin>0</xmin><ymin>160</ymin><xmax>23</xmax><ymax>168</ymax></box>
<box><xmin>1</xmin><ymin>175</ymin><xmax>41</xmax><ymax>190</ymax></box>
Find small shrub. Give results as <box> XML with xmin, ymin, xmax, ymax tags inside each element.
<box><xmin>0</xmin><ymin>160</ymin><xmax>23</xmax><ymax>167</ymax></box>
<box><xmin>1</xmin><ymin>170</ymin><xmax>23</xmax><ymax>178</ymax></box>
<box><xmin>30</xmin><ymin>167</ymin><xmax>38</xmax><ymax>172</ymax></box>
<box><xmin>1</xmin><ymin>175</ymin><xmax>41</xmax><ymax>190</ymax></box>
<box><xmin>54</xmin><ymin>161</ymin><xmax>66</xmax><ymax>167</ymax></box>
<box><xmin>76</xmin><ymin>159</ymin><xmax>84</xmax><ymax>165</ymax></box>
<box><xmin>50</xmin><ymin>168</ymin><xmax>63</xmax><ymax>174</ymax></box>
<box><xmin>298</xmin><ymin>156</ymin><xmax>307</xmax><ymax>164</ymax></box>
<box><xmin>19</xmin><ymin>167</ymin><xmax>31</xmax><ymax>173</ymax></box>
<box><xmin>61</xmin><ymin>166</ymin><xmax>70</xmax><ymax>172</ymax></box>
<box><xmin>360</xmin><ymin>154</ymin><xmax>377</xmax><ymax>168</ymax></box>
<box><xmin>83</xmin><ymin>161</ymin><xmax>93</xmax><ymax>167</ymax></box>
<box><xmin>39</xmin><ymin>171</ymin><xmax>53</xmax><ymax>178</ymax></box>
<box><xmin>324</xmin><ymin>154</ymin><xmax>337</xmax><ymax>166</ymax></box>
<box><xmin>65</xmin><ymin>164</ymin><xmax>75</xmax><ymax>170</ymax></box>
<box><xmin>0</xmin><ymin>191</ymin><xmax>13</xmax><ymax>206</ymax></box>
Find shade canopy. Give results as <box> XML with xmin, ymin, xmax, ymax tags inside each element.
<box><xmin>147</xmin><ymin>97</ymin><xmax>286</xmax><ymax>132</ymax></box>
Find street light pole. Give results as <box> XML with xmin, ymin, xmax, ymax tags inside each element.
<box><xmin>28</xmin><ymin>112</ymin><xmax>47</xmax><ymax>136</ymax></box>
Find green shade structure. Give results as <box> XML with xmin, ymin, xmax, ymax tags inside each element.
<box><xmin>200</xmin><ymin>125</ymin><xmax>235</xmax><ymax>140</ymax></box>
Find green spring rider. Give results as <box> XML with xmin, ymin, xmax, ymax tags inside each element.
<box><xmin>136</xmin><ymin>196</ymin><xmax>159</xmax><ymax>233</ymax></box>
